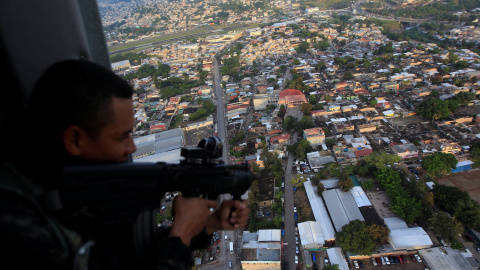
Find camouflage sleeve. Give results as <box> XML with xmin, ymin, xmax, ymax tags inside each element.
<box><xmin>153</xmin><ymin>236</ymin><xmax>194</xmax><ymax>270</ymax></box>
<box><xmin>0</xmin><ymin>164</ymin><xmax>71</xmax><ymax>269</ymax></box>
<box><xmin>153</xmin><ymin>226</ymin><xmax>213</xmax><ymax>269</ymax></box>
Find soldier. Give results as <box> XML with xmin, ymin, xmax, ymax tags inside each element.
<box><xmin>1</xmin><ymin>60</ymin><xmax>249</xmax><ymax>269</ymax></box>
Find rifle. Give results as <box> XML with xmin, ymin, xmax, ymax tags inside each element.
<box><xmin>59</xmin><ymin>136</ymin><xmax>255</xmax><ymax>265</ymax></box>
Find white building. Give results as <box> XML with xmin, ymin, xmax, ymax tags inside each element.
<box><xmin>384</xmin><ymin>217</ymin><xmax>433</xmax><ymax>251</ymax></box>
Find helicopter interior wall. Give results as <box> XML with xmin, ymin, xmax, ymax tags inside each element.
<box><xmin>0</xmin><ymin>0</ymin><xmax>110</xmax><ymax>164</ymax></box>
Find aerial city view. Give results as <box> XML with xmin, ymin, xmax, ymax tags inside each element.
<box><xmin>101</xmin><ymin>0</ymin><xmax>480</xmax><ymax>269</ymax></box>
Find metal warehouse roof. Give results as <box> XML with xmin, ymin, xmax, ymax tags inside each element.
<box><xmin>350</xmin><ymin>186</ymin><xmax>372</xmax><ymax>207</ymax></box>
<box><xmin>298</xmin><ymin>221</ymin><xmax>325</xmax><ymax>248</ymax></box>
<box><xmin>304</xmin><ymin>181</ymin><xmax>336</xmax><ymax>240</ymax></box>
<box><xmin>258</xmin><ymin>229</ymin><xmax>281</xmax><ymax>242</ymax></box>
<box><xmin>323</xmin><ymin>189</ymin><xmax>365</xmax><ymax>232</ymax></box>
<box><xmin>326</xmin><ymin>247</ymin><xmax>349</xmax><ymax>270</ymax></box>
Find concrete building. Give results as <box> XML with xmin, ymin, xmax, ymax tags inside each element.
<box><xmin>303</xmin><ymin>127</ymin><xmax>326</xmax><ymax>145</ymax></box>
<box><xmin>278</xmin><ymin>88</ymin><xmax>307</xmax><ymax>108</ymax></box>
<box><xmin>389</xmin><ymin>143</ymin><xmax>420</xmax><ymax>159</ymax></box>
<box><xmin>133</xmin><ymin>128</ymin><xmax>185</xmax><ymax>162</ymax></box>
<box><xmin>241</xmin><ymin>230</ymin><xmax>281</xmax><ymax>270</ymax></box>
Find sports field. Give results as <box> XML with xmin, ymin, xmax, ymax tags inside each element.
<box><xmin>435</xmin><ymin>169</ymin><xmax>480</xmax><ymax>204</ymax></box>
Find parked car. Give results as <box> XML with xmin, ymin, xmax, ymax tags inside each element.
<box><xmin>295</xmin><ymin>256</ymin><xmax>298</xmax><ymax>264</ymax></box>
<box><xmin>414</xmin><ymin>254</ymin><xmax>422</xmax><ymax>262</ymax></box>
<box><xmin>324</xmin><ymin>258</ymin><xmax>329</xmax><ymax>265</ymax></box>
<box><xmin>380</xmin><ymin>257</ymin><xmax>386</xmax><ymax>265</ymax></box>
<box><xmin>353</xmin><ymin>260</ymin><xmax>359</xmax><ymax>269</ymax></box>
<box><xmin>294</xmin><ymin>213</ymin><xmax>298</xmax><ymax>220</ymax></box>
<box><xmin>384</xmin><ymin>256</ymin><xmax>390</xmax><ymax>265</ymax></box>
<box><xmin>294</xmin><ymin>206</ymin><xmax>297</xmax><ymax>213</ymax></box>
<box><xmin>216</xmin><ymin>246</ymin><xmax>220</xmax><ymax>253</ymax></box>
<box><xmin>358</xmin><ymin>261</ymin><xmax>364</xmax><ymax>268</ymax></box>
<box><xmin>282</xmin><ymin>229</ymin><xmax>285</xmax><ymax>236</ymax></box>
<box><xmin>376</xmin><ymin>257</ymin><xmax>382</xmax><ymax>265</ymax></box>
<box><xmin>397</xmin><ymin>255</ymin><xmax>403</xmax><ymax>264</ymax></box>
<box><xmin>410</xmin><ymin>254</ymin><xmax>416</xmax><ymax>262</ymax></box>
<box><xmin>229</xmin><ymin>262</ymin><xmax>232</xmax><ymax>268</ymax></box>
<box><xmin>390</xmin><ymin>256</ymin><xmax>397</xmax><ymax>264</ymax></box>
<box><xmin>371</xmin><ymin>258</ymin><xmax>377</xmax><ymax>266</ymax></box>
<box><xmin>296</xmin><ymin>246</ymin><xmax>299</xmax><ymax>254</ymax></box>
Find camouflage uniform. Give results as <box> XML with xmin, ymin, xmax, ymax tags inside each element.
<box><xmin>0</xmin><ymin>162</ymin><xmax>81</xmax><ymax>269</ymax></box>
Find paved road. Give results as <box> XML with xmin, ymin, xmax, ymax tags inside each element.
<box><xmin>211</xmin><ymin>57</ymin><xmax>241</xmax><ymax>270</ymax></box>
<box><xmin>284</xmin><ymin>108</ymin><xmax>303</xmax><ymax>270</ymax></box>
<box><xmin>213</xmin><ymin>58</ymin><xmax>228</xmax><ymax>161</ymax></box>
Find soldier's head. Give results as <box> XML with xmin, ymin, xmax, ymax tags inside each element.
<box><xmin>29</xmin><ymin>60</ymin><xmax>136</xmax><ymax>164</ymax></box>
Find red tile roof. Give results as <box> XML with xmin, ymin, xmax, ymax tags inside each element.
<box><xmin>279</xmin><ymin>89</ymin><xmax>304</xmax><ymax>99</ymax></box>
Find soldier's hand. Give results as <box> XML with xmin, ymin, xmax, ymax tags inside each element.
<box><xmin>207</xmin><ymin>200</ymin><xmax>250</xmax><ymax>234</ymax></box>
<box><xmin>169</xmin><ymin>195</ymin><xmax>217</xmax><ymax>246</ymax></box>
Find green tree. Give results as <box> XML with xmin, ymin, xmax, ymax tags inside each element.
<box><xmin>416</xmin><ymin>98</ymin><xmax>451</xmax><ymax>120</ymax></box>
<box><xmin>324</xmin><ymin>265</ymin><xmax>340</xmax><ymax>270</ymax></box>
<box><xmin>422</xmin><ymin>152</ymin><xmax>457</xmax><ymax>175</ymax></box>
<box><xmin>316</xmin><ymin>61</ymin><xmax>327</xmax><ymax>71</ymax></box>
<box><xmin>471</xmin><ymin>141</ymin><xmax>480</xmax><ymax>158</ymax></box>
<box><xmin>325</xmin><ymin>138</ymin><xmax>336</xmax><ymax>148</ymax></box>
<box><xmin>287</xmin><ymin>139</ymin><xmax>313</xmax><ymax>160</ymax></box>
<box><xmin>300</xmin><ymin>103</ymin><xmax>313</xmax><ymax>115</ymax></box>
<box><xmin>366</xmin><ymin>224</ymin><xmax>390</xmax><ymax>243</ymax></box>
<box><xmin>375</xmin><ymin>167</ymin><xmax>422</xmax><ymax>223</ymax></box>
<box><xmin>293</xmin><ymin>116</ymin><xmax>314</xmax><ymax>134</ymax></box>
<box><xmin>283</xmin><ymin>115</ymin><xmax>296</xmax><ymax>131</ymax></box>
<box><xmin>361</xmin><ymin>179</ymin><xmax>374</xmax><ymax>190</ymax></box>
<box><xmin>278</xmin><ymin>104</ymin><xmax>287</xmax><ymax>118</ymax></box>
<box><xmin>310</xmin><ymin>175</ymin><xmax>320</xmax><ymax>186</ymax></box>
<box><xmin>295</xmin><ymin>41</ymin><xmax>310</xmax><ymax>53</ymax></box>
<box><xmin>338</xmin><ymin>172</ymin><xmax>354</xmax><ymax>192</ymax></box>
<box><xmin>363</xmin><ymin>59</ymin><xmax>371</xmax><ymax>69</ymax></box>
<box><xmin>336</xmin><ymin>220</ymin><xmax>376</xmax><ymax>255</ymax></box>
<box><xmin>363</xmin><ymin>152</ymin><xmax>401</xmax><ymax>170</ymax></box>
<box><xmin>429</xmin><ymin>211</ymin><xmax>464</xmax><ymax>240</ymax></box>
<box><xmin>447</xmin><ymin>51</ymin><xmax>459</xmax><ymax>63</ymax></box>
<box><xmin>290</xmin><ymin>175</ymin><xmax>307</xmax><ymax>188</ymax></box>
<box><xmin>157</xmin><ymin>63</ymin><xmax>171</xmax><ymax>78</ymax></box>
<box><xmin>343</xmin><ymin>71</ymin><xmax>354</xmax><ymax>80</ymax></box>
<box><xmin>317</xmin><ymin>182</ymin><xmax>325</xmax><ymax>196</ymax></box>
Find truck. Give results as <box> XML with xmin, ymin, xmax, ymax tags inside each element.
<box><xmin>229</xmin><ymin>242</ymin><xmax>234</xmax><ymax>254</ymax></box>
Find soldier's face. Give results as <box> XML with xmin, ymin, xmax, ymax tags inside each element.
<box><xmin>79</xmin><ymin>97</ymin><xmax>137</xmax><ymax>163</ymax></box>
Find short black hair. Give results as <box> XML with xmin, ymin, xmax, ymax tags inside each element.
<box><xmin>29</xmin><ymin>59</ymin><xmax>133</xmax><ymax>138</ymax></box>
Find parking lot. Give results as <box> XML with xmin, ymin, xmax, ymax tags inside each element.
<box><xmin>352</xmin><ymin>254</ymin><xmax>427</xmax><ymax>270</ymax></box>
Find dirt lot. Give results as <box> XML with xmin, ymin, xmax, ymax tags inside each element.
<box><xmin>184</xmin><ymin>126</ymin><xmax>214</xmax><ymax>147</ymax></box>
<box><xmin>435</xmin><ymin>169</ymin><xmax>480</xmax><ymax>204</ymax></box>
<box><xmin>387</xmin><ymin>115</ymin><xmax>424</xmax><ymax>126</ymax></box>
<box><xmin>364</xmin><ymin>186</ymin><xmax>397</xmax><ymax>220</ymax></box>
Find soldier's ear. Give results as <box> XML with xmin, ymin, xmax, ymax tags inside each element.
<box><xmin>63</xmin><ymin>125</ymin><xmax>88</xmax><ymax>157</ymax></box>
